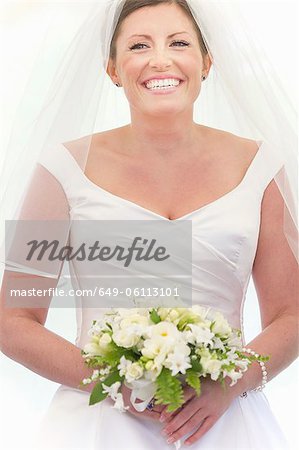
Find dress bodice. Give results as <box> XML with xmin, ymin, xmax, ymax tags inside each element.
<box><xmin>39</xmin><ymin>140</ymin><xmax>284</xmax><ymax>348</ymax></box>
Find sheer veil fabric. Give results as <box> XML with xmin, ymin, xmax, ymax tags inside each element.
<box><xmin>0</xmin><ymin>0</ymin><xmax>297</xmax><ymax>271</ymax></box>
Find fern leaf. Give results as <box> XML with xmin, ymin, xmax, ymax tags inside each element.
<box><xmin>185</xmin><ymin>370</ymin><xmax>201</xmax><ymax>396</ymax></box>
<box><xmin>154</xmin><ymin>368</ymin><xmax>184</xmax><ymax>412</ymax></box>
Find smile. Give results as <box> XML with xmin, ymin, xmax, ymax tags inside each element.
<box><xmin>142</xmin><ymin>78</ymin><xmax>184</xmax><ymax>94</ymax></box>
<box><xmin>145</xmin><ymin>78</ymin><xmax>181</xmax><ymax>89</ymax></box>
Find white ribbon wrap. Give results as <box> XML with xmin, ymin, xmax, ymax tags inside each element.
<box><xmin>125</xmin><ymin>378</ymin><xmax>156</xmax><ymax>412</ymax></box>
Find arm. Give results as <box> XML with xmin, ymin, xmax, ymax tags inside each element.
<box><xmin>0</xmin><ymin>164</ymin><xmax>94</xmax><ymax>394</ymax></box>
<box><xmin>159</xmin><ymin>177</ymin><xmax>299</xmax><ymax>446</ymax></box>
<box><xmin>0</xmin><ymin>272</ymin><xmax>94</xmax><ymax>393</ymax></box>
<box><xmin>227</xmin><ymin>175</ymin><xmax>299</xmax><ymax>395</ymax></box>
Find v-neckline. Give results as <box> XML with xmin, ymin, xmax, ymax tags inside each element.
<box><xmin>60</xmin><ymin>140</ymin><xmax>264</xmax><ymax>222</ymax></box>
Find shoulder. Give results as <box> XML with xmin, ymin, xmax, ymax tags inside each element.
<box><xmin>63</xmin><ymin>127</ymin><xmax>127</xmax><ymax>162</ymax></box>
<box><xmin>198</xmin><ymin>125</ymin><xmax>261</xmax><ymax>166</ymax></box>
<box><xmin>61</xmin><ymin>128</ymin><xmax>123</xmax><ymax>167</ymax></box>
<box><xmin>201</xmin><ymin>125</ymin><xmax>259</xmax><ymax>150</ymax></box>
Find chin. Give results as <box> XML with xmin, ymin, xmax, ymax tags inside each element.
<box><xmin>144</xmin><ymin>103</ymin><xmax>188</xmax><ymax>117</ymax></box>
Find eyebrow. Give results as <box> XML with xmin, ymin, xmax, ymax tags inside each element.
<box><xmin>127</xmin><ymin>31</ymin><xmax>190</xmax><ymax>40</ymax></box>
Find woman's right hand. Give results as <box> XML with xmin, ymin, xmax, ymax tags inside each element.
<box><xmin>120</xmin><ymin>383</ymin><xmax>163</xmax><ymax>422</ymax></box>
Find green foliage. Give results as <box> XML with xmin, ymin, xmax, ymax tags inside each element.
<box><xmin>191</xmin><ymin>357</ymin><xmax>202</xmax><ymax>373</ymax></box>
<box><xmin>85</xmin><ymin>342</ymin><xmax>137</xmax><ymax>370</ymax></box>
<box><xmin>154</xmin><ymin>368</ymin><xmax>184</xmax><ymax>412</ymax></box>
<box><xmin>221</xmin><ymin>362</ymin><xmax>236</xmax><ymax>371</ymax></box>
<box><xmin>89</xmin><ymin>371</ymin><xmax>124</xmax><ymax>406</ymax></box>
<box><xmin>150</xmin><ymin>309</ymin><xmax>161</xmax><ymax>324</ymax></box>
<box><xmin>177</xmin><ymin>313</ymin><xmax>198</xmax><ymax>331</ymax></box>
<box><xmin>185</xmin><ymin>370</ymin><xmax>201</xmax><ymax>396</ymax></box>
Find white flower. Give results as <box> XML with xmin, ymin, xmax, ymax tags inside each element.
<box><xmin>91</xmin><ymin>370</ymin><xmax>100</xmax><ymax>381</ymax></box>
<box><xmin>87</xmin><ymin>316</ymin><xmax>114</xmax><ymax>337</ymax></box>
<box><xmin>112</xmin><ymin>328</ymin><xmax>140</xmax><ymax>348</ymax></box>
<box><xmin>225</xmin><ymin>348</ymin><xmax>240</xmax><ymax>363</ymax></box>
<box><xmin>211</xmin><ymin>313</ymin><xmax>232</xmax><ymax>336</ymax></box>
<box><xmin>226</xmin><ymin>334</ymin><xmax>243</xmax><ymax>349</ymax></box>
<box><xmin>126</xmin><ymin>362</ymin><xmax>144</xmax><ymax>382</ymax></box>
<box><xmin>144</xmin><ymin>361</ymin><xmax>163</xmax><ymax>381</ymax></box>
<box><xmin>235</xmin><ymin>359</ymin><xmax>250</xmax><ymax>372</ymax></box>
<box><xmin>113</xmin><ymin>393</ymin><xmax>129</xmax><ymax>413</ymax></box>
<box><xmin>197</xmin><ymin>348</ymin><xmax>223</xmax><ymax>380</ymax></box>
<box><xmin>99</xmin><ymin>333</ymin><xmax>112</xmax><ymax>346</ymax></box>
<box><xmin>117</xmin><ymin>356</ymin><xmax>132</xmax><ymax>377</ymax></box>
<box><xmin>145</xmin><ymin>360</ymin><xmax>154</xmax><ymax>370</ymax></box>
<box><xmin>204</xmin><ymin>359</ymin><xmax>223</xmax><ymax>380</ymax></box>
<box><xmin>82</xmin><ymin>378</ymin><xmax>92</xmax><ymax>385</ymax></box>
<box><xmin>167</xmin><ymin>309</ymin><xmax>180</xmax><ymax>323</ymax></box>
<box><xmin>164</xmin><ymin>346</ymin><xmax>192</xmax><ymax>376</ymax></box>
<box><xmin>119</xmin><ymin>314</ymin><xmax>150</xmax><ymax>330</ymax></box>
<box><xmin>118</xmin><ymin>357</ymin><xmax>143</xmax><ymax>382</ymax></box>
<box><xmin>102</xmin><ymin>381</ymin><xmax>129</xmax><ymax>413</ymax></box>
<box><xmin>148</xmin><ymin>321</ymin><xmax>179</xmax><ymax>344</ymax></box>
<box><xmin>226</xmin><ymin>369</ymin><xmax>243</xmax><ymax>386</ymax></box>
<box><xmin>99</xmin><ymin>367</ymin><xmax>111</xmax><ymax>376</ymax></box>
<box><xmin>184</xmin><ymin>324</ymin><xmax>214</xmax><ymax>347</ymax></box>
<box><xmin>141</xmin><ymin>338</ymin><xmax>168</xmax><ymax>359</ymax></box>
<box><xmin>83</xmin><ymin>342</ymin><xmax>101</xmax><ymax>356</ymax></box>
<box><xmin>156</xmin><ymin>308</ymin><xmax>170</xmax><ymax>321</ymax></box>
<box><xmin>212</xmin><ymin>337</ymin><xmax>226</xmax><ymax>351</ymax></box>
<box><xmin>135</xmin><ymin>339</ymin><xmax>145</xmax><ymax>351</ymax></box>
<box><xmin>144</xmin><ymin>351</ymin><xmax>167</xmax><ymax>381</ymax></box>
<box><xmin>102</xmin><ymin>381</ymin><xmax>121</xmax><ymax>399</ymax></box>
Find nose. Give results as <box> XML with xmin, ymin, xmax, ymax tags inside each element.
<box><xmin>149</xmin><ymin>49</ymin><xmax>172</xmax><ymax>70</ymax></box>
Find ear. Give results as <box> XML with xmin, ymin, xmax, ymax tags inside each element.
<box><xmin>203</xmin><ymin>53</ymin><xmax>213</xmax><ymax>75</ymax></box>
<box><xmin>106</xmin><ymin>58</ymin><xmax>120</xmax><ymax>85</ymax></box>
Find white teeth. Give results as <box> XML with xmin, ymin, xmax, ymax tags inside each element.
<box><xmin>145</xmin><ymin>78</ymin><xmax>181</xmax><ymax>90</ymax></box>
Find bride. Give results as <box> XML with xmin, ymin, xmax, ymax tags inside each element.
<box><xmin>0</xmin><ymin>1</ymin><xmax>297</xmax><ymax>448</ymax></box>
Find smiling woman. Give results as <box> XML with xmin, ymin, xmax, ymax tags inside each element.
<box><xmin>107</xmin><ymin>0</ymin><xmax>211</xmax><ymax>116</ymax></box>
<box><xmin>0</xmin><ymin>1</ymin><xmax>298</xmax><ymax>449</ymax></box>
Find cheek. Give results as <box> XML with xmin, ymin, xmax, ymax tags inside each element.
<box><xmin>119</xmin><ymin>57</ymin><xmax>145</xmax><ymax>81</ymax></box>
<box><xmin>183</xmin><ymin>55</ymin><xmax>202</xmax><ymax>75</ymax></box>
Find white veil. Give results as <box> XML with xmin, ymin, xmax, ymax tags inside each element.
<box><xmin>0</xmin><ymin>0</ymin><xmax>297</xmax><ymax>279</ymax></box>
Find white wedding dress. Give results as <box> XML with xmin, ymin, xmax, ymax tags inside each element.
<box><xmin>31</xmin><ymin>139</ymin><xmax>289</xmax><ymax>449</ymax></box>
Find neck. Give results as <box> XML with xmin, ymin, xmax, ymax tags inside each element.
<box><xmin>124</xmin><ymin>109</ymin><xmax>205</xmax><ymax>157</ymax></box>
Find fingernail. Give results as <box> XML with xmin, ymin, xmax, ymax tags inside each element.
<box><xmin>160</xmin><ymin>415</ymin><xmax>165</xmax><ymax>422</ymax></box>
<box><xmin>167</xmin><ymin>437</ymin><xmax>175</xmax><ymax>444</ymax></box>
<box><xmin>161</xmin><ymin>429</ymin><xmax>168</xmax><ymax>436</ymax></box>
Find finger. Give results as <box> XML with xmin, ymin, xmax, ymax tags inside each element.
<box><xmin>160</xmin><ymin>386</ymin><xmax>195</xmax><ymax>423</ymax></box>
<box><xmin>184</xmin><ymin>416</ymin><xmax>215</xmax><ymax>446</ymax></box>
<box><xmin>160</xmin><ymin>405</ymin><xmax>184</xmax><ymax>424</ymax></box>
<box><xmin>127</xmin><ymin>404</ymin><xmax>161</xmax><ymax>421</ymax></box>
<box><xmin>161</xmin><ymin>402</ymin><xmax>201</xmax><ymax>438</ymax></box>
<box><xmin>163</xmin><ymin>411</ymin><xmax>207</xmax><ymax>445</ymax></box>
<box><xmin>152</xmin><ymin>404</ymin><xmax>164</xmax><ymax>413</ymax></box>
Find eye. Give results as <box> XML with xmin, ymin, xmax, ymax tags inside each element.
<box><xmin>129</xmin><ymin>43</ymin><xmax>149</xmax><ymax>50</ymax></box>
<box><xmin>170</xmin><ymin>40</ymin><xmax>190</xmax><ymax>47</ymax></box>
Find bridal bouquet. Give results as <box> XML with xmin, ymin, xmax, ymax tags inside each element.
<box><xmin>80</xmin><ymin>305</ymin><xmax>268</xmax><ymax>413</ymax></box>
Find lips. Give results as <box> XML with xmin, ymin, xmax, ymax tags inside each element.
<box><xmin>142</xmin><ymin>78</ymin><xmax>185</xmax><ymax>95</ymax></box>
<box><xmin>142</xmin><ymin>75</ymin><xmax>184</xmax><ymax>86</ymax></box>
<box><xmin>146</xmin><ymin>79</ymin><xmax>181</xmax><ymax>90</ymax></box>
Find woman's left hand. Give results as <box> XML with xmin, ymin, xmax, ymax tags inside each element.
<box><xmin>159</xmin><ymin>378</ymin><xmax>237</xmax><ymax>447</ymax></box>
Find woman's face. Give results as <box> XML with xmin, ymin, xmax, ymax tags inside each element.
<box><xmin>108</xmin><ymin>3</ymin><xmax>209</xmax><ymax>117</ymax></box>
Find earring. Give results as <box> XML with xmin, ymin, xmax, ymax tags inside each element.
<box><xmin>202</xmin><ymin>75</ymin><xmax>206</xmax><ymax>81</ymax></box>
<box><xmin>115</xmin><ymin>82</ymin><xmax>121</xmax><ymax>87</ymax></box>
